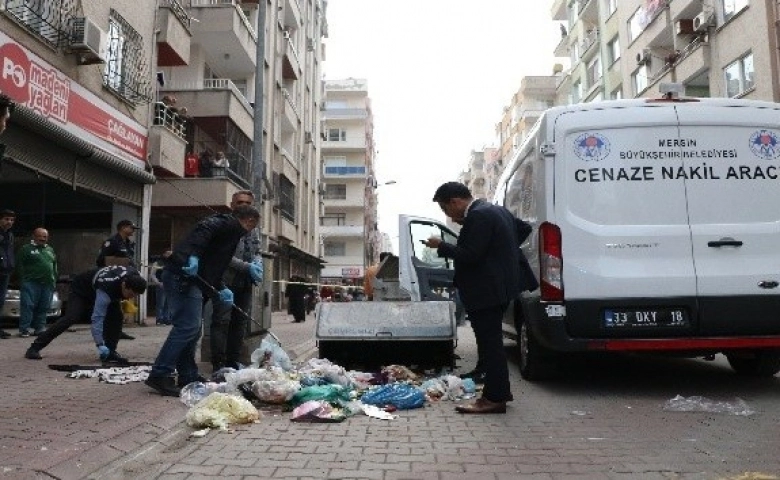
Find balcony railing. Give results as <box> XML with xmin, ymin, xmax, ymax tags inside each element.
<box><xmin>160</xmin><ymin>0</ymin><xmax>192</xmax><ymax>29</ymax></box>
<box><xmin>281</xmin><ymin>87</ymin><xmax>300</xmax><ymax>119</ymax></box>
<box><xmin>190</xmin><ymin>0</ymin><xmax>257</xmax><ymax>40</ymax></box>
<box><xmin>153</xmin><ymin>103</ymin><xmax>188</xmax><ymax>139</ymax></box>
<box><xmin>1</xmin><ymin>0</ymin><xmax>78</xmax><ymax>48</ymax></box>
<box><xmin>203</xmin><ymin>78</ymin><xmax>253</xmax><ymax>110</ymax></box>
<box><xmin>324</xmin><ymin>166</ymin><xmax>367</xmax><ymax>175</ymax></box>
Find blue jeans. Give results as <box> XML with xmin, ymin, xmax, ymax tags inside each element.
<box><xmin>19</xmin><ymin>281</ymin><xmax>54</xmax><ymax>333</ymax></box>
<box><xmin>150</xmin><ymin>270</ymin><xmax>204</xmax><ymax>382</ymax></box>
<box><xmin>155</xmin><ymin>284</ymin><xmax>170</xmax><ymax>323</ymax></box>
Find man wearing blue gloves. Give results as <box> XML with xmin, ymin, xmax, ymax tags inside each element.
<box><xmin>210</xmin><ymin>191</ymin><xmax>264</xmax><ymax>371</ymax></box>
<box><xmin>24</xmin><ymin>266</ymin><xmax>147</xmax><ymax>362</ymax></box>
<box><xmin>145</xmin><ymin>204</ymin><xmax>261</xmax><ymax>397</ymax></box>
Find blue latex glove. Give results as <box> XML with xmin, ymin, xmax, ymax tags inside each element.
<box><xmin>218</xmin><ymin>287</ymin><xmax>234</xmax><ymax>305</ymax></box>
<box><xmin>97</xmin><ymin>345</ymin><xmax>110</xmax><ymax>360</ymax></box>
<box><xmin>249</xmin><ymin>261</ymin><xmax>263</xmax><ymax>282</ymax></box>
<box><xmin>182</xmin><ymin>255</ymin><xmax>199</xmax><ymax>276</ymax></box>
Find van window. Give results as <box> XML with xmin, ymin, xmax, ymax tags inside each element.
<box><xmin>506</xmin><ymin>161</ymin><xmax>536</xmax><ymax>222</ymax></box>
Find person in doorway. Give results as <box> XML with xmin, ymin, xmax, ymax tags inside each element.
<box><xmin>364</xmin><ymin>252</ymin><xmax>392</xmax><ymax>301</ymax></box>
<box><xmin>423</xmin><ymin>181</ymin><xmax>537</xmax><ymax>414</ymax></box>
<box><xmin>24</xmin><ymin>266</ymin><xmax>147</xmax><ymax>362</ymax></box>
<box><xmin>210</xmin><ymin>190</ymin><xmax>263</xmax><ymax>372</ymax></box>
<box><xmin>213</xmin><ymin>151</ymin><xmax>229</xmax><ymax>168</ymax></box>
<box><xmin>199</xmin><ymin>150</ymin><xmax>214</xmax><ymax>178</ymax></box>
<box><xmin>149</xmin><ymin>250</ymin><xmax>172</xmax><ymax>325</ymax></box>
<box><xmin>285</xmin><ymin>276</ymin><xmax>307</xmax><ymax>322</ymax></box>
<box><xmin>96</xmin><ymin>219</ymin><xmax>139</xmax><ymax>339</ymax></box>
<box><xmin>184</xmin><ymin>151</ymin><xmax>200</xmax><ymax>178</ymax></box>
<box><xmin>145</xmin><ymin>204</ymin><xmax>260</xmax><ymax>397</ymax></box>
<box><xmin>16</xmin><ymin>228</ymin><xmax>57</xmax><ymax>337</ymax></box>
<box><xmin>0</xmin><ymin>209</ymin><xmax>16</xmax><ymax>339</ymax></box>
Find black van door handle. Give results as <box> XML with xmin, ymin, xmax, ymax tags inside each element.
<box><xmin>707</xmin><ymin>238</ymin><xmax>743</xmax><ymax>248</ymax></box>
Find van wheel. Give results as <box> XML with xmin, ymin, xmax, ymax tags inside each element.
<box><xmin>726</xmin><ymin>350</ymin><xmax>780</xmax><ymax>377</ymax></box>
<box><xmin>518</xmin><ymin>321</ymin><xmax>558</xmax><ymax>381</ymax></box>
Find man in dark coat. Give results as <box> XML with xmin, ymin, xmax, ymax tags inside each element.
<box><xmin>145</xmin><ymin>205</ymin><xmax>260</xmax><ymax>397</ymax></box>
<box><xmin>423</xmin><ymin>181</ymin><xmax>537</xmax><ymax>414</ymax></box>
<box><xmin>285</xmin><ymin>275</ymin><xmax>307</xmax><ymax>322</ymax></box>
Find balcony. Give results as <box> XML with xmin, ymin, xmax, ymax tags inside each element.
<box><xmin>323</xmin><ymin>165</ymin><xmax>367</xmax><ymax>178</ymax></box>
<box><xmin>323</xmin><ymin>196</ymin><xmax>365</xmax><ymax>209</ymax></box>
<box><xmin>189</xmin><ymin>0</ymin><xmax>257</xmax><ymax>77</ymax></box>
<box><xmin>282</xmin><ymin>0</ymin><xmax>302</xmax><ymax>30</ymax></box>
<box><xmin>642</xmin><ymin>4</ymin><xmax>673</xmax><ymax>49</ymax></box>
<box><xmin>148</xmin><ymin>123</ymin><xmax>187</xmax><ymax>177</ymax></box>
<box><xmin>578</xmin><ymin>0</ymin><xmax>598</xmax><ymax>24</ymax></box>
<box><xmin>674</xmin><ymin>39</ymin><xmax>711</xmax><ymax>85</ymax></box>
<box><xmin>162</xmin><ymin>78</ymin><xmax>254</xmax><ymax>138</ymax></box>
<box><xmin>670</xmin><ymin>0</ymin><xmax>701</xmax><ymax>22</ymax></box>
<box><xmin>282</xmin><ymin>38</ymin><xmax>301</xmax><ymax>80</ymax></box>
<box><xmin>320</xmin><ymin>225</ymin><xmax>364</xmax><ymax>237</ymax></box>
<box><xmin>554</xmin><ymin>34</ymin><xmax>570</xmax><ymax>58</ymax></box>
<box><xmin>281</xmin><ymin>88</ymin><xmax>299</xmax><ymax>133</ymax></box>
<box><xmin>157</xmin><ymin>0</ymin><xmax>192</xmax><ymax>66</ymax></box>
<box><xmin>551</xmin><ymin>0</ymin><xmax>567</xmax><ymax>21</ymax></box>
<box><xmin>322</xmin><ymin>136</ymin><xmax>367</xmax><ymax>151</ymax></box>
<box><xmin>322</xmin><ymin>108</ymin><xmax>368</xmax><ymax>120</ymax></box>
<box><xmin>151</xmin><ymin>176</ymin><xmax>244</xmax><ymax>209</ymax></box>
<box><xmin>579</xmin><ymin>29</ymin><xmax>600</xmax><ymax>62</ymax></box>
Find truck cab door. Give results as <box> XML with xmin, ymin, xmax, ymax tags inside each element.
<box><xmin>398</xmin><ymin>214</ymin><xmax>459</xmax><ymax>302</ymax></box>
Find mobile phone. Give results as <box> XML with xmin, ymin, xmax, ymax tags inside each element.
<box><xmin>419</xmin><ymin>240</ymin><xmax>426</xmax><ymax>244</ymax></box>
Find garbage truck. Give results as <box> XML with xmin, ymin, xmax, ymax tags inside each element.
<box><xmin>315</xmin><ymin>215</ymin><xmax>461</xmax><ymax>368</ymax></box>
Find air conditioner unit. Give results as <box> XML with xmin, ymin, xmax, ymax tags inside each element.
<box><xmin>636</xmin><ymin>49</ymin><xmax>651</xmax><ymax>66</ymax></box>
<box><xmin>693</xmin><ymin>12</ymin><xmax>712</xmax><ymax>32</ymax></box>
<box><xmin>676</xmin><ymin>19</ymin><xmax>695</xmax><ymax>35</ymax></box>
<box><xmin>68</xmin><ymin>17</ymin><xmax>108</xmax><ymax>65</ymax></box>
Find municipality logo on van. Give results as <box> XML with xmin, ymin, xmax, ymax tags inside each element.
<box><xmin>573</xmin><ymin>133</ymin><xmax>611</xmax><ymax>161</ymax></box>
<box><xmin>749</xmin><ymin>130</ymin><xmax>780</xmax><ymax>160</ymax></box>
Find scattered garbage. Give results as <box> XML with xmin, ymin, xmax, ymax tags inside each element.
<box><xmin>67</xmin><ymin>365</ymin><xmax>151</xmax><ymax>384</ymax></box>
<box><xmin>362</xmin><ymin>404</ymin><xmax>398</xmax><ymax>420</ymax></box>
<box><xmin>185</xmin><ymin>392</ymin><xmax>261</xmax><ymax>430</ymax></box>
<box><xmin>291</xmin><ymin>384</ymin><xmax>352</xmax><ymax>407</ymax></box>
<box><xmin>190</xmin><ymin>428</ymin><xmax>211</xmax><ymax>438</ymax></box>
<box><xmin>180</xmin><ymin>382</ymin><xmax>229</xmax><ymax>407</ymax></box>
<box><xmin>361</xmin><ymin>383</ymin><xmax>426</xmax><ymax>410</ymax></box>
<box><xmin>663</xmin><ymin>395</ymin><xmax>755</xmax><ymax>416</ymax></box>
<box><xmin>290</xmin><ymin>400</ymin><xmax>347</xmax><ymax>423</ymax></box>
<box><xmin>250</xmin><ymin>337</ymin><xmax>293</xmax><ymax>371</ymax></box>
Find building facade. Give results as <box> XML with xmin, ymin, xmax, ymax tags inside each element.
<box><xmin>0</xmin><ymin>1</ymin><xmax>158</xmax><ymax>312</ymax></box>
<box><xmin>152</xmin><ymin>0</ymin><xmax>327</xmax><ymax>312</ymax></box>
<box><xmin>320</xmin><ymin>78</ymin><xmax>377</xmax><ymax>287</ymax></box>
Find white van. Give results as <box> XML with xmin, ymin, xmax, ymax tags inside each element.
<box><xmin>399</xmin><ymin>97</ymin><xmax>780</xmax><ymax>379</ymax></box>
<box><xmin>481</xmin><ymin>96</ymin><xmax>780</xmax><ymax>380</ymax></box>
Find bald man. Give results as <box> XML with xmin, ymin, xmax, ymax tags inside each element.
<box><xmin>16</xmin><ymin>228</ymin><xmax>57</xmax><ymax>337</ymax></box>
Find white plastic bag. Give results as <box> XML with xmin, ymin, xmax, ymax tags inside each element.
<box><xmin>185</xmin><ymin>392</ymin><xmax>261</xmax><ymax>430</ymax></box>
<box><xmin>251</xmin><ymin>379</ymin><xmax>301</xmax><ymax>404</ymax></box>
<box><xmin>250</xmin><ymin>337</ymin><xmax>293</xmax><ymax>371</ymax></box>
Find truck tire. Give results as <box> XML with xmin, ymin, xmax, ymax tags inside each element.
<box><xmin>518</xmin><ymin>321</ymin><xmax>558</xmax><ymax>381</ymax></box>
<box><xmin>726</xmin><ymin>350</ymin><xmax>780</xmax><ymax>377</ymax></box>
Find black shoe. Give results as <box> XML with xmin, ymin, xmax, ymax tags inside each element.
<box><xmin>25</xmin><ymin>348</ymin><xmax>42</xmax><ymax>360</ymax></box>
<box><xmin>177</xmin><ymin>374</ymin><xmax>208</xmax><ymax>388</ymax></box>
<box><xmin>103</xmin><ymin>351</ymin><xmax>129</xmax><ymax>365</ymax></box>
<box><xmin>145</xmin><ymin>376</ymin><xmax>181</xmax><ymax>397</ymax></box>
<box><xmin>0</xmin><ymin>329</ymin><xmax>11</xmax><ymax>339</ymax></box>
<box><xmin>119</xmin><ymin>332</ymin><xmax>135</xmax><ymax>340</ymax></box>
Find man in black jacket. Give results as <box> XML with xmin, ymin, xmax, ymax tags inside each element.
<box><xmin>24</xmin><ymin>266</ymin><xmax>147</xmax><ymax>361</ymax></box>
<box><xmin>423</xmin><ymin>182</ymin><xmax>537</xmax><ymax>414</ymax></box>
<box><xmin>145</xmin><ymin>205</ymin><xmax>260</xmax><ymax>397</ymax></box>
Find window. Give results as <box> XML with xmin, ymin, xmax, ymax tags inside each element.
<box><xmin>608</xmin><ymin>36</ymin><xmax>621</xmax><ymax>65</ymax></box>
<box><xmin>605</xmin><ymin>0</ymin><xmax>617</xmax><ymax>16</ymax></box>
<box><xmin>633</xmin><ymin>65</ymin><xmax>649</xmax><ymax>95</ymax></box>
<box><xmin>627</xmin><ymin>8</ymin><xmax>644</xmax><ymax>42</ymax></box>
<box><xmin>323</xmin><ymin>155</ymin><xmax>347</xmax><ymax>165</ymax></box>
<box><xmin>321</xmin><ymin>214</ymin><xmax>346</xmax><ymax>226</ymax></box>
<box><xmin>586</xmin><ymin>56</ymin><xmax>602</xmax><ymax>87</ymax></box>
<box><xmin>103</xmin><ymin>10</ymin><xmax>152</xmax><ymax>104</ymax></box>
<box><xmin>324</xmin><ymin>184</ymin><xmax>346</xmax><ymax>200</ymax></box>
<box><xmin>724</xmin><ymin>52</ymin><xmax>755</xmax><ymax>97</ymax></box>
<box><xmin>723</xmin><ymin>0</ymin><xmax>749</xmax><ymax>22</ymax></box>
<box><xmin>327</xmin><ymin>128</ymin><xmax>347</xmax><ymax>141</ymax></box>
<box><xmin>572</xmin><ymin>80</ymin><xmax>582</xmax><ymax>103</ymax></box>
<box><xmin>325</xmin><ymin>100</ymin><xmax>348</xmax><ymax>109</ymax></box>
<box><xmin>610</xmin><ymin>88</ymin><xmax>623</xmax><ymax>100</ymax></box>
<box><xmin>569</xmin><ymin>42</ymin><xmax>580</xmax><ymax>65</ymax></box>
<box><xmin>278</xmin><ymin>174</ymin><xmax>296</xmax><ymax>222</ymax></box>
<box><xmin>324</xmin><ymin>241</ymin><xmax>346</xmax><ymax>256</ymax></box>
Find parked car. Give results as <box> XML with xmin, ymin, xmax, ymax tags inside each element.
<box><xmin>0</xmin><ymin>289</ymin><xmax>62</xmax><ymax>321</ymax></box>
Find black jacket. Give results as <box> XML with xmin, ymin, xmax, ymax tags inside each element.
<box><xmin>437</xmin><ymin>199</ymin><xmax>538</xmax><ymax>312</ymax></box>
<box><xmin>166</xmin><ymin>213</ymin><xmax>247</xmax><ymax>295</ymax></box>
<box><xmin>0</xmin><ymin>227</ymin><xmax>13</xmax><ymax>274</ymax></box>
<box><xmin>96</xmin><ymin>233</ymin><xmax>136</xmax><ymax>267</ymax></box>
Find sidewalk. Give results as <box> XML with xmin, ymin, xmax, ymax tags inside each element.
<box><xmin>0</xmin><ymin>310</ymin><xmax>321</xmax><ymax>480</ymax></box>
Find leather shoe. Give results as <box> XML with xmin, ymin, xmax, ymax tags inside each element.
<box><xmin>119</xmin><ymin>332</ymin><xmax>135</xmax><ymax>340</ymax></box>
<box><xmin>455</xmin><ymin>397</ymin><xmax>507</xmax><ymax>414</ymax></box>
<box><xmin>25</xmin><ymin>348</ymin><xmax>42</xmax><ymax>360</ymax></box>
<box><xmin>145</xmin><ymin>376</ymin><xmax>181</xmax><ymax>397</ymax></box>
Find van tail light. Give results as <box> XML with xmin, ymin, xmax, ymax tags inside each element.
<box><xmin>539</xmin><ymin>222</ymin><xmax>563</xmax><ymax>302</ymax></box>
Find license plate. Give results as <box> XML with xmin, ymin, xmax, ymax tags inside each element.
<box><xmin>604</xmin><ymin>308</ymin><xmax>689</xmax><ymax>328</ymax></box>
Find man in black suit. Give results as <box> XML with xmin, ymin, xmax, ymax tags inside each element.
<box><xmin>423</xmin><ymin>182</ymin><xmax>537</xmax><ymax>414</ymax></box>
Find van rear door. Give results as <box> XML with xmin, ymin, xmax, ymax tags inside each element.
<box><xmin>554</xmin><ymin>105</ymin><xmax>698</xmax><ymax>337</ymax></box>
<box><xmin>675</xmin><ymin>104</ymin><xmax>780</xmax><ymax>335</ymax></box>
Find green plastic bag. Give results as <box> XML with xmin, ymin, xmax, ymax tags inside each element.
<box><xmin>290</xmin><ymin>384</ymin><xmax>352</xmax><ymax>407</ymax></box>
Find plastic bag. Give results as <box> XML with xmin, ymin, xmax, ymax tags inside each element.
<box><xmin>361</xmin><ymin>383</ymin><xmax>426</xmax><ymax>410</ymax></box>
<box><xmin>290</xmin><ymin>384</ymin><xmax>352</xmax><ymax>407</ymax></box>
<box><xmin>179</xmin><ymin>382</ymin><xmax>228</xmax><ymax>407</ymax></box>
<box><xmin>290</xmin><ymin>400</ymin><xmax>346</xmax><ymax>423</ymax></box>
<box><xmin>663</xmin><ymin>395</ymin><xmax>755</xmax><ymax>416</ymax></box>
<box><xmin>251</xmin><ymin>379</ymin><xmax>301</xmax><ymax>404</ymax></box>
<box><xmin>185</xmin><ymin>392</ymin><xmax>261</xmax><ymax>430</ymax></box>
<box><xmin>250</xmin><ymin>337</ymin><xmax>293</xmax><ymax>371</ymax></box>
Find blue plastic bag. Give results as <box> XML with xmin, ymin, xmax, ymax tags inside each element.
<box><xmin>360</xmin><ymin>383</ymin><xmax>426</xmax><ymax>410</ymax></box>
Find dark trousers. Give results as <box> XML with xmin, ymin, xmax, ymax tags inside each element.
<box><xmin>468</xmin><ymin>303</ymin><xmax>512</xmax><ymax>402</ymax></box>
<box><xmin>32</xmin><ymin>295</ymin><xmax>123</xmax><ymax>352</ymax></box>
<box><xmin>210</xmin><ymin>285</ymin><xmax>251</xmax><ymax>369</ymax></box>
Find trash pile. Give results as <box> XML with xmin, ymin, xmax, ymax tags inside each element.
<box><xmin>182</xmin><ymin>337</ymin><xmax>477</xmax><ymax>430</ymax></box>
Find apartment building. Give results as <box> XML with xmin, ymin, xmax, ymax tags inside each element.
<box><xmin>552</xmin><ymin>0</ymin><xmax>779</xmax><ymax>103</ymax></box>
<box><xmin>0</xmin><ymin>2</ymin><xmax>157</xmax><ymax>296</ymax></box>
<box><xmin>320</xmin><ymin>78</ymin><xmax>377</xmax><ymax>286</ymax></box>
<box><xmin>152</xmin><ymin>0</ymin><xmax>327</xmax><ymax>312</ymax></box>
